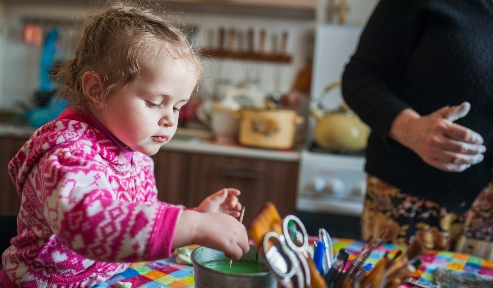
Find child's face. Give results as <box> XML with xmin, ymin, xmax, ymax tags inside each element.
<box><xmin>94</xmin><ymin>51</ymin><xmax>197</xmax><ymax>156</ymax></box>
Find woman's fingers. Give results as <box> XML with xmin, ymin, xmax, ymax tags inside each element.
<box><xmin>428</xmin><ymin>104</ymin><xmax>485</xmax><ymax>172</ymax></box>
<box><xmin>438</xmin><ymin>137</ymin><xmax>486</xmax><ymax>155</ymax></box>
<box><xmin>426</xmin><ymin>157</ymin><xmax>471</xmax><ymax>172</ymax></box>
<box><xmin>443</xmin><ymin>101</ymin><xmax>471</xmax><ymax>122</ymax></box>
<box><xmin>429</xmin><ymin>149</ymin><xmax>484</xmax><ymax>166</ymax></box>
<box><xmin>393</xmin><ymin>103</ymin><xmax>485</xmax><ymax>173</ymax></box>
<box><xmin>443</xmin><ymin>124</ymin><xmax>484</xmax><ymax>145</ymax></box>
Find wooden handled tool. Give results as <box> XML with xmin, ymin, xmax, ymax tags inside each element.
<box><xmin>359</xmin><ymin>253</ymin><xmax>390</xmax><ymax>288</ymax></box>
<box><xmin>218</xmin><ymin>27</ymin><xmax>225</xmax><ymax>52</ymax></box>
<box><xmin>227</xmin><ymin>28</ymin><xmax>235</xmax><ymax>53</ymax></box>
<box><xmin>247</xmin><ymin>28</ymin><xmax>254</xmax><ymax>54</ymax></box>
<box><xmin>406</xmin><ymin>237</ymin><xmax>426</xmax><ymax>262</ymax></box>
<box><xmin>280</xmin><ymin>31</ymin><xmax>288</xmax><ymax>55</ymax></box>
<box><xmin>258</xmin><ymin>29</ymin><xmax>266</xmax><ymax>55</ymax></box>
<box><xmin>247</xmin><ymin>202</ymin><xmax>282</xmax><ymax>254</ymax></box>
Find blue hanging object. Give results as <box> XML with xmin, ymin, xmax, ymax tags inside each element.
<box><xmin>26</xmin><ymin>97</ymin><xmax>67</xmax><ymax>128</ymax></box>
<box><xmin>39</xmin><ymin>29</ymin><xmax>59</xmax><ymax>92</ymax></box>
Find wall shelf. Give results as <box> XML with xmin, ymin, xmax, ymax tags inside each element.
<box><xmin>199</xmin><ymin>48</ymin><xmax>292</xmax><ymax>63</ymax></box>
<box><xmin>4</xmin><ymin>0</ymin><xmax>316</xmax><ymax>21</ymax></box>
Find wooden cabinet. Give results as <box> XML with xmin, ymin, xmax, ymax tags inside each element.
<box><xmin>0</xmin><ymin>137</ymin><xmax>28</xmax><ymax>215</ymax></box>
<box><xmin>0</xmin><ymin>137</ymin><xmax>299</xmax><ymax>226</ymax></box>
<box><xmin>151</xmin><ymin>150</ymin><xmax>189</xmax><ymax>205</ymax></box>
<box><xmin>152</xmin><ymin>150</ymin><xmax>299</xmax><ymax>225</ymax></box>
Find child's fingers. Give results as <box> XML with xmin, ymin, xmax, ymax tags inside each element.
<box><xmin>233</xmin><ymin>202</ymin><xmax>242</xmax><ymax>211</ymax></box>
<box><xmin>227</xmin><ymin>195</ymin><xmax>239</xmax><ymax>208</ymax></box>
<box><xmin>229</xmin><ymin>210</ymin><xmax>241</xmax><ymax>218</ymax></box>
<box><xmin>224</xmin><ymin>188</ymin><xmax>241</xmax><ymax>196</ymax></box>
<box><xmin>225</xmin><ymin>240</ymin><xmax>250</xmax><ymax>260</ymax></box>
<box><xmin>209</xmin><ymin>189</ymin><xmax>228</xmax><ymax>204</ymax></box>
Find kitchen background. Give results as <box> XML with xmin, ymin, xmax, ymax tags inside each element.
<box><xmin>0</xmin><ymin>0</ymin><xmax>377</xmax><ymax>111</ymax></box>
<box><xmin>0</xmin><ymin>0</ymin><xmax>379</xmax><ymax>239</ymax></box>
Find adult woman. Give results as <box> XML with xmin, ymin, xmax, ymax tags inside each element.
<box><xmin>342</xmin><ymin>0</ymin><xmax>493</xmax><ymax>259</ymax></box>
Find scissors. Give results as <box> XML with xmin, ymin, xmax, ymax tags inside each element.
<box><xmin>262</xmin><ymin>215</ymin><xmax>311</xmax><ymax>288</ymax></box>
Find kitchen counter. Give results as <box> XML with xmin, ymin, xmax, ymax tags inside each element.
<box><xmin>0</xmin><ymin>123</ymin><xmax>301</xmax><ymax>162</ymax></box>
<box><xmin>0</xmin><ymin>122</ymin><xmax>36</xmax><ymax>139</ymax></box>
<box><xmin>164</xmin><ymin>127</ymin><xmax>301</xmax><ymax>162</ymax></box>
<box><xmin>0</xmin><ymin>126</ymin><xmax>301</xmax><ymax>219</ymax></box>
<box><xmin>164</xmin><ymin>138</ymin><xmax>300</xmax><ymax>163</ymax></box>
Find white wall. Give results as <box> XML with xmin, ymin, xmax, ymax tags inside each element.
<box><xmin>0</xmin><ymin>1</ymin><xmax>7</xmax><ymax>106</ymax></box>
<box><xmin>0</xmin><ymin>1</ymin><xmax>378</xmax><ymax>111</ymax></box>
<box><xmin>0</xmin><ymin>4</ymin><xmax>95</xmax><ymax>110</ymax></box>
<box><xmin>181</xmin><ymin>13</ymin><xmax>315</xmax><ymax>101</ymax></box>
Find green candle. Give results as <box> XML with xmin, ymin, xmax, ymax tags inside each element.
<box><xmin>203</xmin><ymin>259</ymin><xmax>267</xmax><ymax>274</ymax></box>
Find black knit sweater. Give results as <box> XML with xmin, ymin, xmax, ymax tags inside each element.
<box><xmin>342</xmin><ymin>0</ymin><xmax>493</xmax><ymax>213</ymax></box>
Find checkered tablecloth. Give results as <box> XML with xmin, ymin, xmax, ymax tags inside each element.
<box><xmin>94</xmin><ymin>257</ymin><xmax>194</xmax><ymax>288</ymax></box>
<box><xmin>96</xmin><ymin>238</ymin><xmax>493</xmax><ymax>287</ymax></box>
<box><xmin>331</xmin><ymin>238</ymin><xmax>493</xmax><ymax>286</ymax></box>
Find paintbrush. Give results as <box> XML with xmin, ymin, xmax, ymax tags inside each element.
<box><xmin>336</xmin><ymin>229</ymin><xmax>388</xmax><ymax>288</ymax></box>
<box><xmin>229</xmin><ymin>206</ymin><xmax>246</xmax><ymax>268</ymax></box>
<box><xmin>405</xmin><ymin>237</ymin><xmax>425</xmax><ymax>262</ymax></box>
<box><xmin>359</xmin><ymin>252</ymin><xmax>390</xmax><ymax>288</ymax></box>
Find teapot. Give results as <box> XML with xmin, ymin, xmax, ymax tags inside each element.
<box><xmin>312</xmin><ymin>81</ymin><xmax>370</xmax><ymax>152</ymax></box>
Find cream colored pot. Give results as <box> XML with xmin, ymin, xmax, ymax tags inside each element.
<box><xmin>196</xmin><ymin>101</ymin><xmax>240</xmax><ymax>143</ymax></box>
<box><xmin>239</xmin><ymin>108</ymin><xmax>303</xmax><ymax>149</ymax></box>
<box><xmin>312</xmin><ymin>81</ymin><xmax>370</xmax><ymax>152</ymax></box>
<box><xmin>210</xmin><ymin>106</ymin><xmax>240</xmax><ymax>143</ymax></box>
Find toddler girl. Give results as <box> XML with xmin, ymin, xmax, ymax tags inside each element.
<box><xmin>0</xmin><ymin>2</ymin><xmax>249</xmax><ymax>287</ymax></box>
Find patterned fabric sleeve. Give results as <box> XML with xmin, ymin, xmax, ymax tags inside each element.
<box><xmin>35</xmin><ymin>146</ymin><xmax>182</xmax><ymax>262</ymax></box>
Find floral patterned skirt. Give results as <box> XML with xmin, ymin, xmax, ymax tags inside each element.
<box><xmin>362</xmin><ymin>175</ymin><xmax>493</xmax><ymax>260</ymax></box>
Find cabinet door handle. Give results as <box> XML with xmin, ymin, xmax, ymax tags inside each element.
<box><xmin>221</xmin><ymin>166</ymin><xmax>265</xmax><ymax>179</ymax></box>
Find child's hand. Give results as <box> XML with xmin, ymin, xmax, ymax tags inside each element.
<box><xmin>196</xmin><ymin>188</ymin><xmax>242</xmax><ymax>218</ymax></box>
<box><xmin>193</xmin><ymin>212</ymin><xmax>250</xmax><ymax>260</ymax></box>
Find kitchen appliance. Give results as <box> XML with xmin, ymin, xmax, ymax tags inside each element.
<box><xmin>196</xmin><ymin>102</ymin><xmax>240</xmax><ymax>143</ymax></box>
<box><xmin>239</xmin><ymin>107</ymin><xmax>303</xmax><ymax>150</ymax></box>
<box><xmin>311</xmin><ymin>81</ymin><xmax>370</xmax><ymax>152</ymax></box>
<box><xmin>295</xmin><ymin>24</ymin><xmax>366</xmax><ymax>239</ymax></box>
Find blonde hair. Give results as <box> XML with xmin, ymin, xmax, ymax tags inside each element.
<box><xmin>52</xmin><ymin>1</ymin><xmax>203</xmax><ymax>107</ymax></box>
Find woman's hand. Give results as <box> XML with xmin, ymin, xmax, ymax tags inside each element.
<box><xmin>390</xmin><ymin>102</ymin><xmax>486</xmax><ymax>172</ymax></box>
<box><xmin>196</xmin><ymin>188</ymin><xmax>242</xmax><ymax>218</ymax></box>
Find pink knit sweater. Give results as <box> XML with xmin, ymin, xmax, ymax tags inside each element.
<box><xmin>1</xmin><ymin>107</ymin><xmax>183</xmax><ymax>287</ymax></box>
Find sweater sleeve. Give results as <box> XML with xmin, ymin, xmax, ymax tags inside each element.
<box><xmin>36</xmin><ymin>147</ymin><xmax>182</xmax><ymax>263</ymax></box>
<box><xmin>342</xmin><ymin>0</ymin><xmax>418</xmax><ymax>139</ymax></box>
